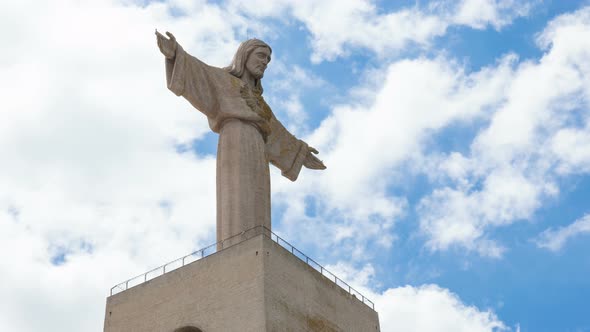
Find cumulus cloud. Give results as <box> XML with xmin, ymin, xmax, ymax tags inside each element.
<box><xmin>2</xmin><ymin>0</ymin><xmax>588</xmax><ymax>330</ymax></box>
<box><xmin>273</xmin><ymin>52</ymin><xmax>516</xmax><ymax>257</ymax></box>
<box><xmin>415</xmin><ymin>6</ymin><xmax>590</xmax><ymax>256</ymax></box>
<box><xmin>376</xmin><ymin>285</ymin><xmax>509</xmax><ymax>332</ymax></box>
<box><xmin>551</xmin><ymin>124</ymin><xmax>590</xmax><ymax>174</ymax></box>
<box><xmin>229</xmin><ymin>0</ymin><xmax>535</xmax><ymax>62</ymax></box>
<box><xmin>326</xmin><ymin>262</ymin><xmax>509</xmax><ymax>332</ymax></box>
<box><xmin>535</xmin><ymin>214</ymin><xmax>590</xmax><ymax>251</ymax></box>
<box><xmin>273</xmin><ymin>5</ymin><xmax>590</xmax><ymax>259</ymax></box>
<box><xmin>0</xmin><ymin>0</ymin><xmax>254</xmax><ymax>330</ymax></box>
<box><xmin>452</xmin><ymin>0</ymin><xmax>535</xmax><ymax>30</ymax></box>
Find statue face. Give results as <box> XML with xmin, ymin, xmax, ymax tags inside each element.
<box><xmin>245</xmin><ymin>46</ymin><xmax>271</xmax><ymax>80</ymax></box>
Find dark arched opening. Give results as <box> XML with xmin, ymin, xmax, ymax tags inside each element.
<box><xmin>174</xmin><ymin>326</ymin><xmax>203</xmax><ymax>332</ymax></box>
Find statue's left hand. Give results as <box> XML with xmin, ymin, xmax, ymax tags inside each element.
<box><xmin>303</xmin><ymin>147</ymin><xmax>326</xmax><ymax>170</ymax></box>
<box><xmin>155</xmin><ymin>30</ymin><xmax>177</xmax><ymax>59</ymax></box>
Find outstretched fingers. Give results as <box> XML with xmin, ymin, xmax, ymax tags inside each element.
<box><xmin>155</xmin><ymin>30</ymin><xmax>177</xmax><ymax>59</ymax></box>
<box><xmin>155</xmin><ymin>30</ymin><xmax>167</xmax><ymax>43</ymax></box>
<box><xmin>155</xmin><ymin>30</ymin><xmax>165</xmax><ymax>48</ymax></box>
<box><xmin>165</xmin><ymin>31</ymin><xmax>176</xmax><ymax>41</ymax></box>
<box><xmin>305</xmin><ymin>154</ymin><xmax>326</xmax><ymax>170</ymax></box>
<box><xmin>304</xmin><ymin>146</ymin><xmax>326</xmax><ymax>169</ymax></box>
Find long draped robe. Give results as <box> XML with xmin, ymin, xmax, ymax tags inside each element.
<box><xmin>165</xmin><ymin>45</ymin><xmax>309</xmax><ymax>244</ymax></box>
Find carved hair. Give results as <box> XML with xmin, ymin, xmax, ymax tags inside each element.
<box><xmin>225</xmin><ymin>39</ymin><xmax>272</xmax><ymax>92</ymax></box>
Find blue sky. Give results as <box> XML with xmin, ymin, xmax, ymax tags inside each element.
<box><xmin>1</xmin><ymin>0</ymin><xmax>590</xmax><ymax>331</ymax></box>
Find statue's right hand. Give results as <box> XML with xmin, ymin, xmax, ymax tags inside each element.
<box><xmin>155</xmin><ymin>30</ymin><xmax>177</xmax><ymax>59</ymax></box>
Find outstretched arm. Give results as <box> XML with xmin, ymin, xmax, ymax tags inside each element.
<box><xmin>267</xmin><ymin>115</ymin><xmax>326</xmax><ymax>181</ymax></box>
<box><xmin>154</xmin><ymin>30</ymin><xmax>218</xmax><ymax>119</ymax></box>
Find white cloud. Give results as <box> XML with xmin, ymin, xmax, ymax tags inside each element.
<box><xmin>377</xmin><ymin>285</ymin><xmax>508</xmax><ymax>332</ymax></box>
<box><xmin>551</xmin><ymin>124</ymin><xmax>590</xmax><ymax>174</ymax></box>
<box><xmin>418</xmin><ymin>167</ymin><xmax>554</xmax><ymax>257</ymax></box>
<box><xmin>0</xmin><ymin>0</ymin><xmax>255</xmax><ymax>330</ymax></box>
<box><xmin>229</xmin><ymin>0</ymin><xmax>535</xmax><ymax>62</ymax></box>
<box><xmin>1</xmin><ymin>0</ymin><xmax>588</xmax><ymax>330</ymax></box>
<box><xmin>415</xmin><ymin>6</ymin><xmax>590</xmax><ymax>256</ymax></box>
<box><xmin>273</xmin><ymin>52</ymin><xmax>516</xmax><ymax>257</ymax></box>
<box><xmin>452</xmin><ymin>0</ymin><xmax>535</xmax><ymax>30</ymax></box>
<box><xmin>535</xmin><ymin>214</ymin><xmax>590</xmax><ymax>251</ymax></box>
<box><xmin>325</xmin><ymin>262</ymin><xmax>509</xmax><ymax>332</ymax></box>
<box><xmin>273</xmin><ymin>5</ymin><xmax>590</xmax><ymax>258</ymax></box>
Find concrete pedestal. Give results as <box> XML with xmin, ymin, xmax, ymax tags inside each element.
<box><xmin>104</xmin><ymin>234</ymin><xmax>380</xmax><ymax>332</ymax></box>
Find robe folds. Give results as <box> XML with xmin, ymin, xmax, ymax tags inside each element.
<box><xmin>165</xmin><ymin>45</ymin><xmax>309</xmax><ymax>244</ymax></box>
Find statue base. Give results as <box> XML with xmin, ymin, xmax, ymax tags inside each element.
<box><xmin>103</xmin><ymin>232</ymin><xmax>380</xmax><ymax>331</ymax></box>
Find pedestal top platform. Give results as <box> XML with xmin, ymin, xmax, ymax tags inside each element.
<box><xmin>104</xmin><ymin>226</ymin><xmax>380</xmax><ymax>332</ymax></box>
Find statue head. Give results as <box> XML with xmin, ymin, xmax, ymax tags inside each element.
<box><xmin>225</xmin><ymin>39</ymin><xmax>272</xmax><ymax>91</ymax></box>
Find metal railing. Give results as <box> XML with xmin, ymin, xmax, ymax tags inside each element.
<box><xmin>110</xmin><ymin>225</ymin><xmax>375</xmax><ymax>310</ymax></box>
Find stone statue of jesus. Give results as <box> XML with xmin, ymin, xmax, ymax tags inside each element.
<box><xmin>155</xmin><ymin>31</ymin><xmax>326</xmax><ymax>244</ymax></box>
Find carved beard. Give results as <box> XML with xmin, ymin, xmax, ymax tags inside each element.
<box><xmin>246</xmin><ymin>61</ymin><xmax>266</xmax><ymax>79</ymax></box>
<box><xmin>251</xmin><ymin>67</ymin><xmax>265</xmax><ymax>79</ymax></box>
